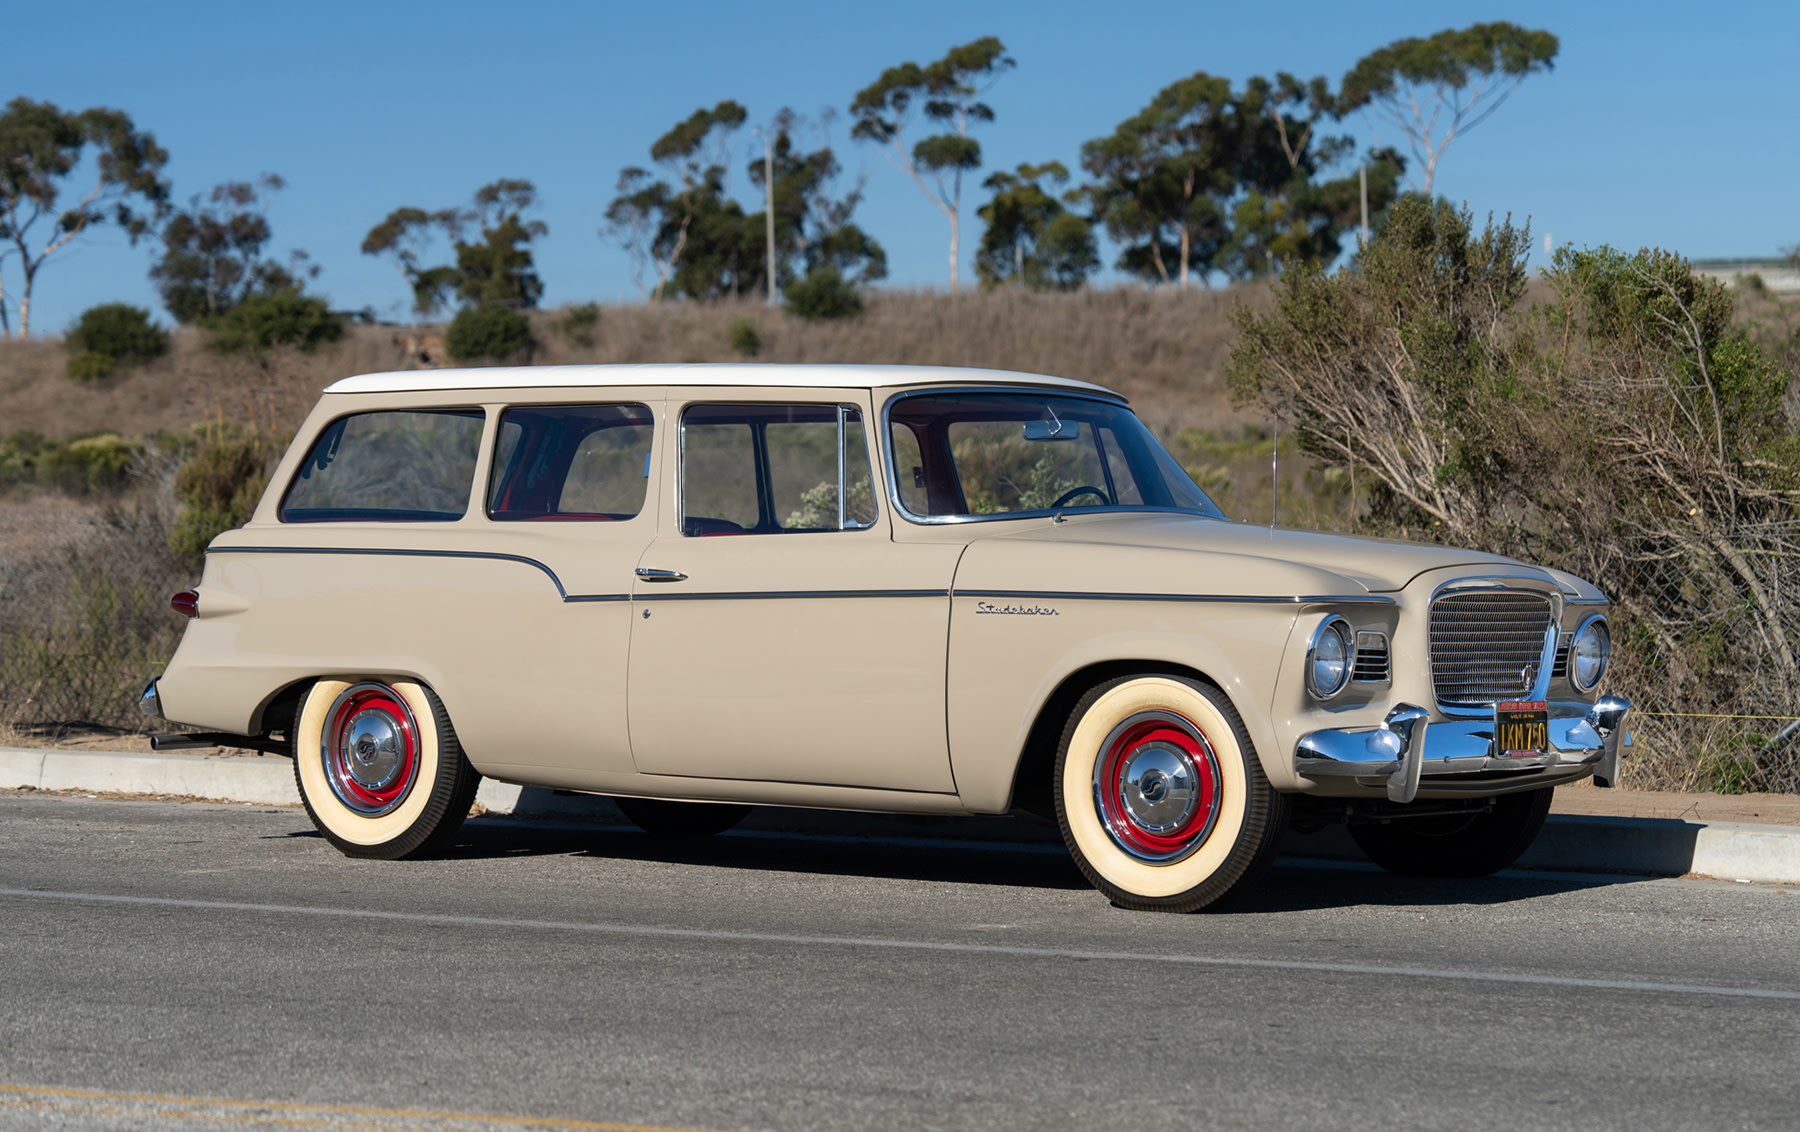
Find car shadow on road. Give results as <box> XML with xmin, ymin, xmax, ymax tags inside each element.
<box><xmin>1236</xmin><ymin>857</ymin><xmax>1663</xmax><ymax>914</ymax></box>
<box><xmin>441</xmin><ymin>811</ymin><xmax>1665</xmax><ymax>907</ymax></box>
<box><xmin>445</xmin><ymin>814</ymin><xmax>1095</xmax><ymax>891</ymax></box>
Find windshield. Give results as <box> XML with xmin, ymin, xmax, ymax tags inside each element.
<box><xmin>886</xmin><ymin>391</ymin><xmax>1225</xmax><ymax>521</ymax></box>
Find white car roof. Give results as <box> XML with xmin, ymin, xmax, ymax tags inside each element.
<box><xmin>324</xmin><ymin>363</ymin><xmax>1122</xmax><ymax>398</ymax></box>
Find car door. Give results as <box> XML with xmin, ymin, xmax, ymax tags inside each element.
<box><xmin>626</xmin><ymin>395</ymin><xmax>961</xmax><ymax>793</ymax></box>
<box><xmin>444</xmin><ymin>398</ymin><xmax>664</xmax><ymax>789</ymax></box>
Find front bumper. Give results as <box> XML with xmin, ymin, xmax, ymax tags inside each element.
<box><xmin>1295</xmin><ymin>696</ymin><xmax>1632</xmax><ymax>803</ymax></box>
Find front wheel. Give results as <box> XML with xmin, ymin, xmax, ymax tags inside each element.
<box><xmin>292</xmin><ymin>678</ymin><xmax>480</xmax><ymax>860</ymax></box>
<box><xmin>1054</xmin><ymin>674</ymin><xmax>1288</xmax><ymax>913</ymax></box>
<box><xmin>1348</xmin><ymin>787</ymin><xmax>1554</xmax><ymax>877</ymax></box>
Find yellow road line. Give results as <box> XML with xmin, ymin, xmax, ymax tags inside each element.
<box><xmin>0</xmin><ymin>1084</ymin><xmax>723</xmax><ymax>1132</ymax></box>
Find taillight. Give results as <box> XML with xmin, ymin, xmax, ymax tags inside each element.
<box><xmin>171</xmin><ymin>590</ymin><xmax>199</xmax><ymax>618</ymax></box>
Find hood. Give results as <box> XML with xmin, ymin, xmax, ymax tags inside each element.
<box><xmin>974</xmin><ymin>512</ymin><xmax>1533</xmax><ymax>593</ymax></box>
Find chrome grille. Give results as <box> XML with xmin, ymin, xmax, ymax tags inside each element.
<box><xmin>1429</xmin><ymin>590</ymin><xmax>1554</xmax><ymax>705</ymax></box>
<box><xmin>1352</xmin><ymin>632</ymin><xmax>1390</xmax><ymax>683</ymax></box>
<box><xmin>1551</xmin><ymin>632</ymin><xmax>1572</xmax><ymax>679</ymax></box>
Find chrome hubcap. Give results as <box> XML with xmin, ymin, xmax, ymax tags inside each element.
<box><xmin>321</xmin><ymin>683</ymin><xmax>420</xmax><ymax>816</ymax></box>
<box><xmin>1092</xmin><ymin>709</ymin><xmax>1223</xmax><ymax>864</ymax></box>
<box><xmin>1117</xmin><ymin>743</ymin><xmax>1200</xmax><ymax>832</ymax></box>
<box><xmin>344</xmin><ymin>709</ymin><xmax>404</xmax><ymax>790</ymax></box>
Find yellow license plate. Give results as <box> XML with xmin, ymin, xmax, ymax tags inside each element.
<box><xmin>1495</xmin><ymin>700</ymin><xmax>1549</xmax><ymax>757</ymax></box>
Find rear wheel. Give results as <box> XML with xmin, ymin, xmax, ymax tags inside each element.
<box><xmin>1348</xmin><ymin>787</ymin><xmax>1554</xmax><ymax>877</ymax></box>
<box><xmin>1054</xmin><ymin>674</ymin><xmax>1288</xmax><ymax>913</ymax></box>
<box><xmin>614</xmin><ymin>797</ymin><xmax>751</xmax><ymax>838</ymax></box>
<box><xmin>292</xmin><ymin>678</ymin><xmax>479</xmax><ymax>860</ymax></box>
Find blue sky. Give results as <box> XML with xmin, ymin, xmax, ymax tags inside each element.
<box><xmin>3</xmin><ymin>0</ymin><xmax>1796</xmax><ymax>334</ymax></box>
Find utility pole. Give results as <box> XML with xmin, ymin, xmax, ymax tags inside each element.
<box><xmin>1359</xmin><ymin>164</ymin><xmax>1370</xmax><ymax>248</ymax></box>
<box><xmin>755</xmin><ymin>128</ymin><xmax>776</xmax><ymax>306</ymax></box>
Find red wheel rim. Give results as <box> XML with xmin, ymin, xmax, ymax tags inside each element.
<box><xmin>1091</xmin><ymin>709</ymin><xmax>1223</xmax><ymax>863</ymax></box>
<box><xmin>320</xmin><ymin>683</ymin><xmax>421</xmax><ymax>816</ymax></box>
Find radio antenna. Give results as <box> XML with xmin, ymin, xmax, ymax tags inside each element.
<box><xmin>1271</xmin><ymin>418</ymin><xmax>1278</xmax><ymax>527</ymax></box>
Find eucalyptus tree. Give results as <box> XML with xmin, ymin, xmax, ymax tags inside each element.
<box><xmin>152</xmin><ymin>174</ymin><xmax>318</xmax><ymax>323</ymax></box>
<box><xmin>974</xmin><ymin>162</ymin><xmax>1097</xmax><ymax>291</ymax></box>
<box><xmin>362</xmin><ymin>179</ymin><xmax>547</xmax><ymax>317</ymax></box>
<box><xmin>745</xmin><ymin>110</ymin><xmax>887</xmax><ymax>300</ymax></box>
<box><xmin>1079</xmin><ymin>72</ymin><xmax>1245</xmax><ymax>289</ymax></box>
<box><xmin>1340</xmin><ymin>21</ymin><xmax>1558</xmax><ymax>194</ymax></box>
<box><xmin>850</xmin><ymin>37</ymin><xmax>1014</xmax><ymax>293</ymax></box>
<box><xmin>0</xmin><ymin>97</ymin><xmax>169</xmax><ymax>336</ymax></box>
<box><xmin>604</xmin><ymin>101</ymin><xmax>747</xmax><ymax>300</ymax></box>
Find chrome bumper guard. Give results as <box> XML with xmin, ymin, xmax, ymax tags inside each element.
<box><xmin>138</xmin><ymin>677</ymin><xmax>163</xmax><ymax>721</ymax></box>
<box><xmin>1295</xmin><ymin>696</ymin><xmax>1632</xmax><ymax>804</ymax></box>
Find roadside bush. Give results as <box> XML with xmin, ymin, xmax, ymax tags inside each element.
<box><xmin>208</xmin><ymin>289</ymin><xmax>342</xmax><ymax>354</ymax></box>
<box><xmin>556</xmin><ymin>302</ymin><xmax>600</xmax><ymax>348</ymax></box>
<box><xmin>783</xmin><ymin>266</ymin><xmax>863</xmax><ymax>321</ymax></box>
<box><xmin>0</xmin><ymin>431</ymin><xmax>51</xmax><ymax>489</ymax></box>
<box><xmin>1</xmin><ymin>432</ymin><xmax>140</xmax><ymax>496</ymax></box>
<box><xmin>37</xmin><ymin>434</ymin><xmax>140</xmax><ymax>496</ymax></box>
<box><xmin>168</xmin><ymin>429</ymin><xmax>283</xmax><ymax>561</ymax></box>
<box><xmin>0</xmin><ymin>515</ymin><xmax>192</xmax><ymax>732</ymax></box>
<box><xmin>728</xmin><ymin>316</ymin><xmax>762</xmax><ymax>355</ymax></box>
<box><xmin>64</xmin><ymin>303</ymin><xmax>169</xmax><ymax>381</ymax></box>
<box><xmin>1228</xmin><ymin>194</ymin><xmax>1800</xmax><ymax>791</ymax></box>
<box><xmin>446</xmin><ymin>305</ymin><xmax>532</xmax><ymax>360</ymax></box>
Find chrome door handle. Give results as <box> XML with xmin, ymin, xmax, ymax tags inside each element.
<box><xmin>635</xmin><ymin>568</ymin><xmax>688</xmax><ymax>582</ymax></box>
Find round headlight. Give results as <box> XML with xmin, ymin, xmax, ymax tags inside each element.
<box><xmin>1571</xmin><ymin>617</ymin><xmax>1611</xmax><ymax>692</ymax></box>
<box><xmin>1306</xmin><ymin>616</ymin><xmax>1355</xmax><ymax>699</ymax></box>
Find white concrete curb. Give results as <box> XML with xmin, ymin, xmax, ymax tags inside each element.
<box><xmin>7</xmin><ymin>747</ymin><xmax>1799</xmax><ymax>884</ymax></box>
<box><xmin>2</xmin><ymin>747</ymin><xmax>300</xmax><ymax>806</ymax></box>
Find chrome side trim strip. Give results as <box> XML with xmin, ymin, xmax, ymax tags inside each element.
<box><xmin>206</xmin><ymin>546</ymin><xmax>630</xmax><ymax>603</ymax></box>
<box><xmin>953</xmin><ymin>589</ymin><xmax>1396</xmax><ymax>606</ymax></box>
<box><xmin>637</xmin><ymin>589</ymin><xmax>948</xmax><ymax>602</ymax></box>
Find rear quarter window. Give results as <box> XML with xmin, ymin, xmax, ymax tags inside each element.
<box><xmin>280</xmin><ymin>409</ymin><xmax>486</xmax><ymax>522</ymax></box>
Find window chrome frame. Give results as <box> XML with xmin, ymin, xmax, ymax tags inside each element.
<box><xmin>278</xmin><ymin>405</ymin><xmax>489</xmax><ymax>524</ymax></box>
<box><xmin>676</xmin><ymin>400</ymin><xmax>879</xmax><ymax>536</ymax></box>
<box><xmin>877</xmin><ymin>385</ymin><xmax>1226</xmax><ymax>527</ymax></box>
<box><xmin>482</xmin><ymin>400</ymin><xmax>657</xmax><ymax>523</ymax></box>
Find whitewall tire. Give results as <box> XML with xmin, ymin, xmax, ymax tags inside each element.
<box><xmin>1054</xmin><ymin>674</ymin><xmax>1288</xmax><ymax>912</ymax></box>
<box><xmin>292</xmin><ymin>678</ymin><xmax>479</xmax><ymax>860</ymax></box>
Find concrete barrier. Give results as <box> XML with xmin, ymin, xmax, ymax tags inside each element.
<box><xmin>3</xmin><ymin>747</ymin><xmax>300</xmax><ymax>806</ymax></box>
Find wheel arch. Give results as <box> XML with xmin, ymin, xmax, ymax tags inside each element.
<box><xmin>1006</xmin><ymin>659</ymin><xmax>1243</xmax><ymax>822</ymax></box>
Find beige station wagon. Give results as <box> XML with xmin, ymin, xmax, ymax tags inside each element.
<box><xmin>141</xmin><ymin>364</ymin><xmax>1630</xmax><ymax>912</ymax></box>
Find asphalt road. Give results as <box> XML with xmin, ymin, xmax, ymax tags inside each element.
<box><xmin>1</xmin><ymin>792</ymin><xmax>1797</xmax><ymax>1132</ymax></box>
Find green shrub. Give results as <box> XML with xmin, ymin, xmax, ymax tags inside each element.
<box><xmin>446</xmin><ymin>306</ymin><xmax>532</xmax><ymax>361</ymax></box>
<box><xmin>65</xmin><ymin>304</ymin><xmax>169</xmax><ymax>380</ymax></box>
<box><xmin>35</xmin><ymin>434</ymin><xmax>140</xmax><ymax>495</ymax></box>
<box><xmin>209</xmin><ymin>289</ymin><xmax>342</xmax><ymax>354</ymax></box>
<box><xmin>168</xmin><ymin>432</ymin><xmax>281</xmax><ymax>561</ymax></box>
<box><xmin>783</xmin><ymin>267</ymin><xmax>863</xmax><ymax>321</ymax></box>
<box><xmin>556</xmin><ymin>302</ymin><xmax>600</xmax><ymax>347</ymax></box>
<box><xmin>728</xmin><ymin>317</ymin><xmax>762</xmax><ymax>355</ymax></box>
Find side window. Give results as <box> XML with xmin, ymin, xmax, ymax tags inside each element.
<box><xmin>890</xmin><ymin>422</ymin><xmax>930</xmax><ymax>516</ymax></box>
<box><xmin>681</xmin><ymin>403</ymin><xmax>877</xmax><ymax>536</ymax></box>
<box><xmin>281</xmin><ymin>410</ymin><xmax>484</xmax><ymax>522</ymax></box>
<box><xmin>944</xmin><ymin>418</ymin><xmax>1110</xmax><ymax>513</ymax></box>
<box><xmin>487</xmin><ymin>404</ymin><xmax>654</xmax><ymax>521</ymax></box>
<box><xmin>1098</xmin><ymin>428</ymin><xmax>1145</xmax><ymax>505</ymax></box>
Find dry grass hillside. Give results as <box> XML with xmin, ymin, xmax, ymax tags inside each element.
<box><xmin>0</xmin><ymin>287</ymin><xmax>1264</xmax><ymax>441</ymax></box>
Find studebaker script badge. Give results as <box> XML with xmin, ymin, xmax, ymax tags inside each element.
<box><xmin>975</xmin><ymin>601</ymin><xmax>1060</xmax><ymax>616</ymax></box>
